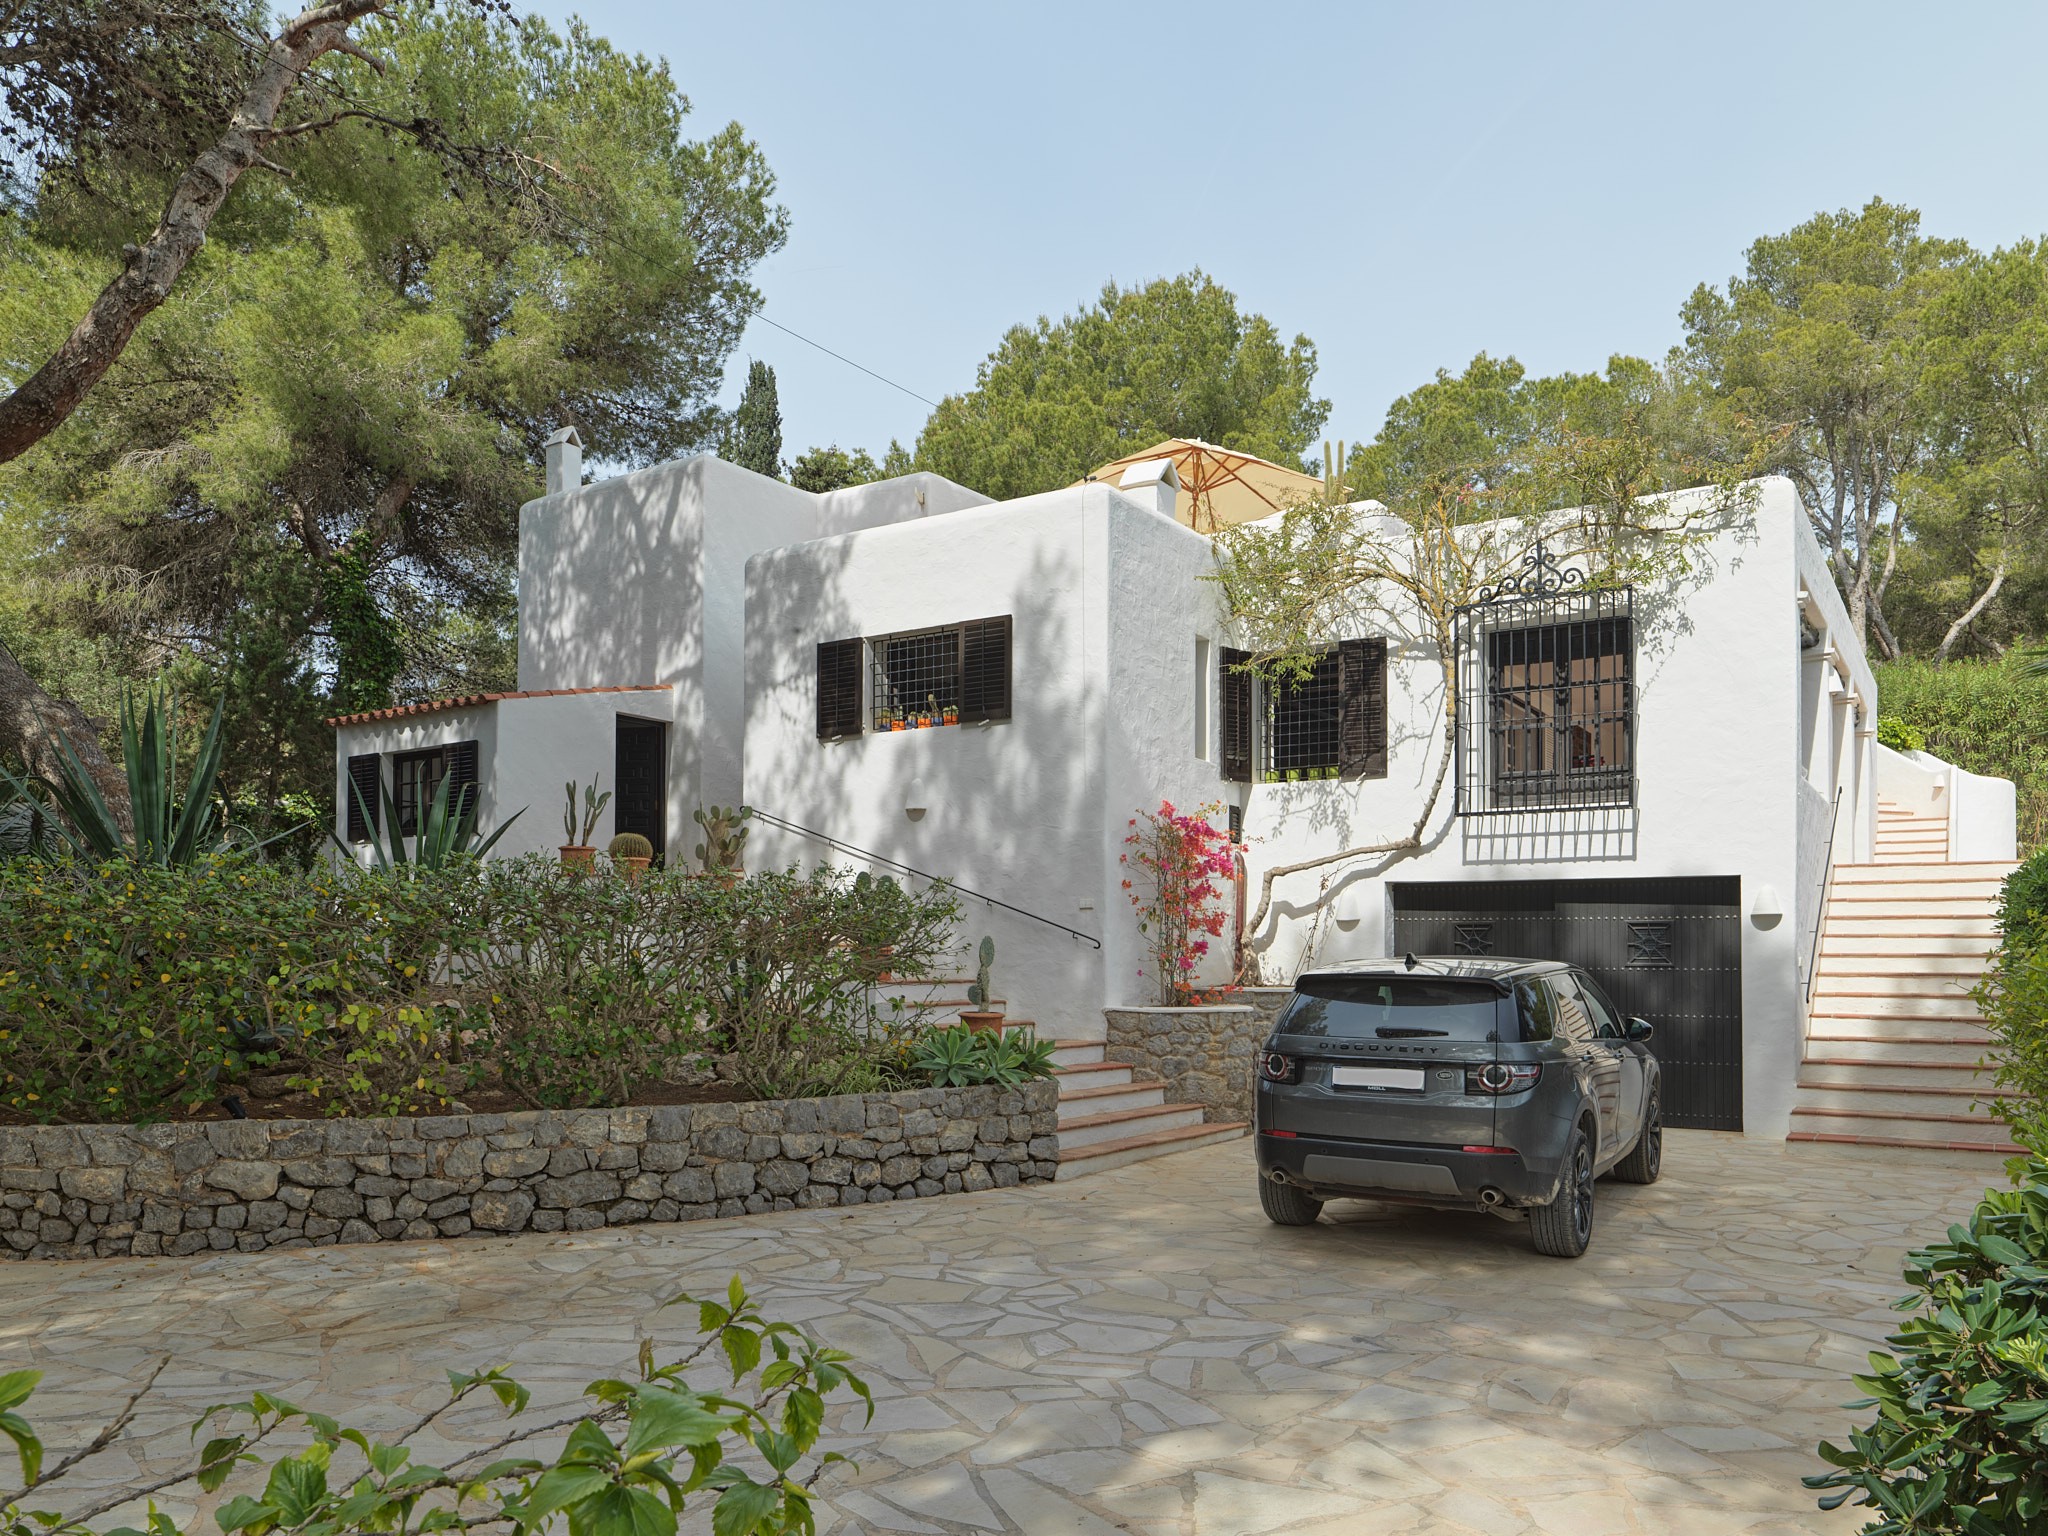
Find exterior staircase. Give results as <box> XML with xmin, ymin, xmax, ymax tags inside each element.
<box><xmin>876</xmin><ymin>973</ymin><xmax>1248</xmax><ymax>1176</ymax></box>
<box><xmin>1788</xmin><ymin>801</ymin><xmax>2020</xmax><ymax>1154</ymax></box>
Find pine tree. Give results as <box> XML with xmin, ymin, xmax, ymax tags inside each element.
<box><xmin>727</xmin><ymin>359</ymin><xmax>784</xmax><ymax>479</ymax></box>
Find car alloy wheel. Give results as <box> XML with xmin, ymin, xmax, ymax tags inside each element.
<box><xmin>1568</xmin><ymin>1138</ymin><xmax>1594</xmax><ymax>1246</ymax></box>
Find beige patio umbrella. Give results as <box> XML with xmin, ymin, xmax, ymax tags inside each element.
<box><xmin>1080</xmin><ymin>438</ymin><xmax>1326</xmax><ymax>533</ymax></box>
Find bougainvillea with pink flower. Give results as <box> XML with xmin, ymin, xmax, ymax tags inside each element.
<box><xmin>1120</xmin><ymin>800</ymin><xmax>1239</xmax><ymax>1005</ymax></box>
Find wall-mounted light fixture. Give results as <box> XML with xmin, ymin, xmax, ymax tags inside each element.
<box><xmin>1749</xmin><ymin>884</ymin><xmax>1783</xmax><ymax>929</ymax></box>
<box><xmin>904</xmin><ymin>779</ymin><xmax>928</xmax><ymax>821</ymax></box>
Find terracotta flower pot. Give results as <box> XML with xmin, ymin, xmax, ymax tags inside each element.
<box><xmin>559</xmin><ymin>845</ymin><xmax>596</xmax><ymax>869</ymax></box>
<box><xmin>958</xmin><ymin>1010</ymin><xmax>1006</xmax><ymax>1032</ymax></box>
<box><xmin>617</xmin><ymin>855</ymin><xmax>651</xmax><ymax>882</ymax></box>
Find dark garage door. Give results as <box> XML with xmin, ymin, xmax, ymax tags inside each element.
<box><xmin>1389</xmin><ymin>876</ymin><xmax>1742</xmax><ymax>1131</ymax></box>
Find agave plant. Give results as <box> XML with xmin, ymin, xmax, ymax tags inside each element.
<box><xmin>340</xmin><ymin>771</ymin><xmax>523</xmax><ymax>872</ymax></box>
<box><xmin>910</xmin><ymin>1024</ymin><xmax>1058</xmax><ymax>1087</ymax></box>
<box><xmin>0</xmin><ymin>688</ymin><xmax>249</xmax><ymax>866</ymax></box>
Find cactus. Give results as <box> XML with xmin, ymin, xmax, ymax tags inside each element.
<box><xmin>563</xmin><ymin>776</ymin><xmax>611</xmax><ymax>845</ymax></box>
<box><xmin>692</xmin><ymin>803</ymin><xmax>752</xmax><ymax>873</ymax></box>
<box><xmin>607</xmin><ymin>831</ymin><xmax>653</xmax><ymax>861</ymax></box>
<box><xmin>965</xmin><ymin>934</ymin><xmax>996</xmax><ymax>1009</ymax></box>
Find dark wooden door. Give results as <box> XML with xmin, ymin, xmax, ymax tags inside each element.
<box><xmin>614</xmin><ymin>717</ymin><xmax>667</xmax><ymax>859</ymax></box>
<box><xmin>1390</xmin><ymin>876</ymin><xmax>1743</xmax><ymax>1131</ymax></box>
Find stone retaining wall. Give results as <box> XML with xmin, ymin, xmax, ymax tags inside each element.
<box><xmin>0</xmin><ymin>1080</ymin><xmax>1060</xmax><ymax>1261</ymax></box>
<box><xmin>1104</xmin><ymin>1006</ymin><xmax>1266</xmax><ymax>1124</ymax></box>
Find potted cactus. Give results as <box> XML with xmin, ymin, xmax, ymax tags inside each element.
<box><xmin>890</xmin><ymin>707</ymin><xmax>906</xmax><ymax>732</ymax></box>
<box><xmin>559</xmin><ymin>777</ymin><xmax>611</xmax><ymax>868</ymax></box>
<box><xmin>919</xmin><ymin>693</ymin><xmax>936</xmax><ymax>728</ymax></box>
<box><xmin>957</xmin><ymin>935</ymin><xmax>1004</xmax><ymax>1030</ymax></box>
<box><xmin>607</xmin><ymin>831</ymin><xmax>653</xmax><ymax>880</ymax></box>
<box><xmin>942</xmin><ymin>702</ymin><xmax>959</xmax><ymax>726</ymax></box>
<box><xmin>693</xmin><ymin>803</ymin><xmax>751</xmax><ymax>883</ymax></box>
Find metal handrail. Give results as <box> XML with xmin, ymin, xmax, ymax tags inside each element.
<box><xmin>1804</xmin><ymin>787</ymin><xmax>1844</xmax><ymax>1003</ymax></box>
<box><xmin>750</xmin><ymin>809</ymin><xmax>1103</xmax><ymax>950</ymax></box>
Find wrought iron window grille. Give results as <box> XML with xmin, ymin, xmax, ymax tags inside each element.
<box><xmin>1262</xmin><ymin>649</ymin><xmax>1343</xmax><ymax>780</ymax></box>
<box><xmin>864</xmin><ymin>616</ymin><xmax>1011</xmax><ymax>732</ymax></box>
<box><xmin>1454</xmin><ymin>922</ymin><xmax>1495</xmax><ymax>956</ymax></box>
<box><xmin>1627</xmin><ymin>921</ymin><xmax>1674</xmax><ymax>968</ymax></box>
<box><xmin>1454</xmin><ymin>541</ymin><xmax>1634</xmax><ymax>817</ymax></box>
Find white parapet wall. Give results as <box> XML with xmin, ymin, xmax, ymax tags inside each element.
<box><xmin>1874</xmin><ymin>743</ymin><xmax>2019</xmax><ymax>863</ymax></box>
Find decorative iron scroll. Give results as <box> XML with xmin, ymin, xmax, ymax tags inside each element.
<box><xmin>1473</xmin><ymin>538</ymin><xmax>1585</xmax><ymax>605</ymax></box>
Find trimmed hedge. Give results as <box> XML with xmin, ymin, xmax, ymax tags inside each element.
<box><xmin>1874</xmin><ymin>655</ymin><xmax>2048</xmax><ymax>852</ymax></box>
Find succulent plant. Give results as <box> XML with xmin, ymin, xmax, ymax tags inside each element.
<box><xmin>965</xmin><ymin>934</ymin><xmax>996</xmax><ymax>1009</ymax></box>
<box><xmin>692</xmin><ymin>803</ymin><xmax>752</xmax><ymax>873</ymax></box>
<box><xmin>607</xmin><ymin>831</ymin><xmax>653</xmax><ymax>861</ymax></box>
<box><xmin>563</xmin><ymin>777</ymin><xmax>611</xmax><ymax>845</ymax></box>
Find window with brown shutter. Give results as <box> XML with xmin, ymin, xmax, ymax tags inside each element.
<box><xmin>816</xmin><ymin>638</ymin><xmax>865</xmax><ymax>739</ymax></box>
<box><xmin>345</xmin><ymin>753</ymin><xmax>381</xmax><ymax>842</ymax></box>
<box><xmin>1338</xmin><ymin>638</ymin><xmax>1388</xmax><ymax>780</ymax></box>
<box><xmin>1220</xmin><ymin>647</ymin><xmax>1252</xmax><ymax>783</ymax></box>
<box><xmin>445</xmin><ymin>739</ymin><xmax>481</xmax><ymax>818</ymax></box>
<box><xmin>959</xmin><ymin>616</ymin><xmax>1011</xmax><ymax>722</ymax></box>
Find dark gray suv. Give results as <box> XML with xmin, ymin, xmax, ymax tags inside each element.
<box><xmin>1253</xmin><ymin>956</ymin><xmax>1662</xmax><ymax>1257</ymax></box>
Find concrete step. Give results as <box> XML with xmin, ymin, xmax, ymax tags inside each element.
<box><xmin>1056</xmin><ymin>1121</ymin><xmax>1250</xmax><ymax>1179</ymax></box>
<box><xmin>1786</xmin><ymin>1104</ymin><xmax>2016</xmax><ymax>1147</ymax></box>
<box><xmin>1832</xmin><ymin>865</ymin><xmax>2014</xmax><ymax>885</ymax></box>
<box><xmin>1791</xmin><ymin>1081</ymin><xmax>2011</xmax><ymax>1116</ymax></box>
<box><xmin>1798</xmin><ymin>1057</ymin><xmax>2002</xmax><ymax>1089</ymax></box>
<box><xmin>1056</xmin><ymin>1080</ymin><xmax>1169</xmax><ymax>1118</ymax></box>
<box><xmin>1797</xmin><ymin>1034</ymin><xmax>1993</xmax><ymax>1064</ymax></box>
<box><xmin>1811</xmin><ymin>953</ymin><xmax>1999</xmax><ymax>977</ymax></box>
<box><xmin>1788</xmin><ymin>1129</ymin><xmax>2026</xmax><ymax>1155</ymax></box>
<box><xmin>1810</xmin><ymin>979</ymin><xmax>1983</xmax><ymax>1006</ymax></box>
<box><xmin>1823</xmin><ymin>918</ymin><xmax>2002</xmax><ymax>939</ymax></box>
<box><xmin>1053</xmin><ymin>1062</ymin><xmax>1134</xmax><ymax>1093</ymax></box>
<box><xmin>1047</xmin><ymin>1040</ymin><xmax>1104</xmax><ymax>1068</ymax></box>
<box><xmin>1055</xmin><ymin>1102</ymin><xmax>1207</xmax><ymax>1150</ymax></box>
<box><xmin>1822</xmin><ymin>897</ymin><xmax>2000</xmax><ymax>919</ymax></box>
<box><xmin>1818</xmin><ymin>935</ymin><xmax>1999</xmax><ymax>958</ymax></box>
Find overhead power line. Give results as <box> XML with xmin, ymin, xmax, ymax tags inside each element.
<box><xmin>751</xmin><ymin>313</ymin><xmax>938</xmax><ymax>409</ymax></box>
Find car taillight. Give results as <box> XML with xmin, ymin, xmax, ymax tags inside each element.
<box><xmin>1259</xmin><ymin>1051</ymin><xmax>1298</xmax><ymax>1083</ymax></box>
<box><xmin>1466</xmin><ymin>1062</ymin><xmax>1541</xmax><ymax>1095</ymax></box>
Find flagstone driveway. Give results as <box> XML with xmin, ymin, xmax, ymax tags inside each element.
<box><xmin>0</xmin><ymin>1131</ymin><xmax>2001</xmax><ymax>1534</ymax></box>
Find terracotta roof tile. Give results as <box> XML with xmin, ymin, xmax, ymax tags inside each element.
<box><xmin>326</xmin><ymin>685</ymin><xmax>670</xmax><ymax>729</ymax></box>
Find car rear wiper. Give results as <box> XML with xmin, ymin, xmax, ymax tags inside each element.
<box><xmin>1376</xmin><ymin>1027</ymin><xmax>1449</xmax><ymax>1038</ymax></box>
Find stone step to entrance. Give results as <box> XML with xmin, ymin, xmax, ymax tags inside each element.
<box><xmin>1796</xmin><ymin>1034</ymin><xmax>1991</xmax><ymax>1064</ymax></box>
<box><xmin>1056</xmin><ymin>1079</ymin><xmax>1173</xmax><ymax>1119</ymax></box>
<box><xmin>1056</xmin><ymin>1102</ymin><xmax>1206</xmax><ymax>1150</ymax></box>
<box><xmin>1799</xmin><ymin>1053</ymin><xmax>1997</xmax><ymax>1082</ymax></box>
<box><xmin>1789</xmin><ymin>1081</ymin><xmax>2012</xmax><ymax>1116</ymax></box>
<box><xmin>1056</xmin><ymin>1120</ymin><xmax>1250</xmax><ymax>1178</ymax></box>
<box><xmin>1787</xmin><ymin>1104</ymin><xmax>2017</xmax><ymax>1148</ymax></box>
<box><xmin>1053</xmin><ymin>1062</ymin><xmax>1134</xmax><ymax>1092</ymax></box>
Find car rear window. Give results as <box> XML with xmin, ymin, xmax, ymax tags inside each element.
<box><xmin>1275</xmin><ymin>977</ymin><xmax>1508</xmax><ymax>1042</ymax></box>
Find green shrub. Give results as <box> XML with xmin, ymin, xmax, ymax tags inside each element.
<box><xmin>1876</xmin><ymin>714</ymin><xmax>1927</xmax><ymax>754</ymax></box>
<box><xmin>1</xmin><ymin>1275</ymin><xmax>869</xmax><ymax>1536</ymax></box>
<box><xmin>1999</xmin><ymin>849</ymin><xmax>2048</xmax><ymax>954</ymax></box>
<box><xmin>911</xmin><ymin>1026</ymin><xmax>1058</xmax><ymax>1088</ymax></box>
<box><xmin>1807</xmin><ymin>1157</ymin><xmax>2048</xmax><ymax>1533</ymax></box>
<box><xmin>1873</xmin><ymin>656</ymin><xmax>2048</xmax><ymax>852</ymax></box>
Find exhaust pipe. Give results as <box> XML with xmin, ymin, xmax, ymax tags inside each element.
<box><xmin>1478</xmin><ymin>1187</ymin><xmax>1504</xmax><ymax>1209</ymax></box>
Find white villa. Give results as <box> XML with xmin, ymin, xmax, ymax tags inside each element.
<box><xmin>330</xmin><ymin>430</ymin><xmax>2019</xmax><ymax>1159</ymax></box>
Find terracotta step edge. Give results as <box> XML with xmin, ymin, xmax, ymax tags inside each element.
<box><xmin>1059</xmin><ymin>1121</ymin><xmax>1250</xmax><ymax>1162</ymax></box>
<box><xmin>1057</xmin><ymin>1103</ymin><xmax>1210</xmax><ymax>1132</ymax></box>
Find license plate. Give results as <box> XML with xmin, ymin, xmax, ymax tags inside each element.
<box><xmin>1331</xmin><ymin>1066</ymin><xmax>1426</xmax><ymax>1092</ymax></box>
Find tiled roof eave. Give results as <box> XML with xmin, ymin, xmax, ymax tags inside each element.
<box><xmin>325</xmin><ymin>684</ymin><xmax>670</xmax><ymax>729</ymax></box>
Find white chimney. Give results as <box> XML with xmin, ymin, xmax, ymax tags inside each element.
<box><xmin>1117</xmin><ymin>457</ymin><xmax>1181</xmax><ymax>520</ymax></box>
<box><xmin>544</xmin><ymin>425</ymin><xmax>583</xmax><ymax>496</ymax></box>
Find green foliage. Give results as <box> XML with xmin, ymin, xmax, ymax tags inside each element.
<box><xmin>913</xmin><ymin>270</ymin><xmax>1329</xmax><ymax>500</ymax></box>
<box><xmin>910</xmin><ymin>1025</ymin><xmax>1055</xmax><ymax>1089</ymax></box>
<box><xmin>693</xmin><ymin>804</ymin><xmax>751</xmax><ymax>873</ymax></box>
<box><xmin>607</xmin><ymin>832</ymin><xmax>653</xmax><ymax>861</ymax></box>
<box><xmin>1878</xmin><ymin>715</ymin><xmax>1928</xmax><ymax>754</ymax></box>
<box><xmin>340</xmin><ymin>772</ymin><xmax>522</xmax><ymax>873</ymax></box>
<box><xmin>0</xmin><ymin>6</ymin><xmax>787</xmax><ymax>826</ymax></box>
<box><xmin>0</xmin><ymin>688</ymin><xmax>241</xmax><ymax>867</ymax></box>
<box><xmin>965</xmin><ymin>934</ymin><xmax>995</xmax><ymax>1010</ymax></box>
<box><xmin>320</xmin><ymin>537</ymin><xmax>402</xmax><ymax>716</ymax></box>
<box><xmin>725</xmin><ymin>360</ymin><xmax>783</xmax><ymax>479</ymax></box>
<box><xmin>1872</xmin><ymin>655</ymin><xmax>2048</xmax><ymax>852</ymax></box>
<box><xmin>0</xmin><ymin>1275</ymin><xmax>871</xmax><ymax>1536</ymax></box>
<box><xmin>787</xmin><ymin>443</ymin><xmax>881</xmax><ymax>493</ymax></box>
<box><xmin>0</xmin><ymin>856</ymin><xmax>960</xmax><ymax>1120</ymax></box>
<box><xmin>1806</xmin><ymin>1158</ymin><xmax>2048</xmax><ymax>1533</ymax></box>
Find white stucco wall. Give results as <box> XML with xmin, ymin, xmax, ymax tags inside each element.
<box><xmin>331</xmin><ymin>688</ymin><xmax>673</xmax><ymax>861</ymax></box>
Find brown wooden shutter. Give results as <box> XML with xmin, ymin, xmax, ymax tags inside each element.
<box><xmin>1339</xmin><ymin>637</ymin><xmax>1388</xmax><ymax>780</ymax></box>
<box><xmin>1220</xmin><ymin>647</ymin><xmax>1252</xmax><ymax>783</ymax></box>
<box><xmin>345</xmin><ymin>753</ymin><xmax>381</xmax><ymax>842</ymax></box>
<box><xmin>960</xmin><ymin>616</ymin><xmax>1012</xmax><ymax>722</ymax></box>
<box><xmin>816</xmin><ymin>638</ymin><xmax>865</xmax><ymax>738</ymax></box>
<box><xmin>445</xmin><ymin>739</ymin><xmax>480</xmax><ymax>819</ymax></box>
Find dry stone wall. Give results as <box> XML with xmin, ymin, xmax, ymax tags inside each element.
<box><xmin>0</xmin><ymin>1081</ymin><xmax>1059</xmax><ymax>1261</ymax></box>
<box><xmin>1104</xmin><ymin>1005</ymin><xmax>1266</xmax><ymax>1124</ymax></box>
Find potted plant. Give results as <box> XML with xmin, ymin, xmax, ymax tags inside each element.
<box><xmin>890</xmin><ymin>707</ymin><xmax>906</xmax><ymax>732</ymax></box>
<box><xmin>607</xmin><ymin>831</ymin><xmax>653</xmax><ymax>880</ymax></box>
<box><xmin>942</xmin><ymin>702</ymin><xmax>959</xmax><ymax>726</ymax></box>
<box><xmin>692</xmin><ymin>803</ymin><xmax>751</xmax><ymax>883</ymax></box>
<box><xmin>920</xmin><ymin>693</ymin><xmax>937</xmax><ymax>728</ymax></box>
<box><xmin>957</xmin><ymin>936</ymin><xmax>1005</xmax><ymax>1030</ymax></box>
<box><xmin>560</xmin><ymin>777</ymin><xmax>610</xmax><ymax>867</ymax></box>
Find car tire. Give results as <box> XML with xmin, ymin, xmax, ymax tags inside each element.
<box><xmin>1259</xmin><ymin>1177</ymin><xmax>1323</xmax><ymax>1226</ymax></box>
<box><xmin>1612</xmin><ymin>1086</ymin><xmax>1663</xmax><ymax>1185</ymax></box>
<box><xmin>1529</xmin><ymin>1123</ymin><xmax>1595</xmax><ymax>1258</ymax></box>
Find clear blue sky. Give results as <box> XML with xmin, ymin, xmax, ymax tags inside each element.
<box><xmin>537</xmin><ymin>1</ymin><xmax>2048</xmax><ymax>469</ymax></box>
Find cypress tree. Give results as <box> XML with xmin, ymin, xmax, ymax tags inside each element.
<box><xmin>726</xmin><ymin>359</ymin><xmax>784</xmax><ymax>479</ymax></box>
